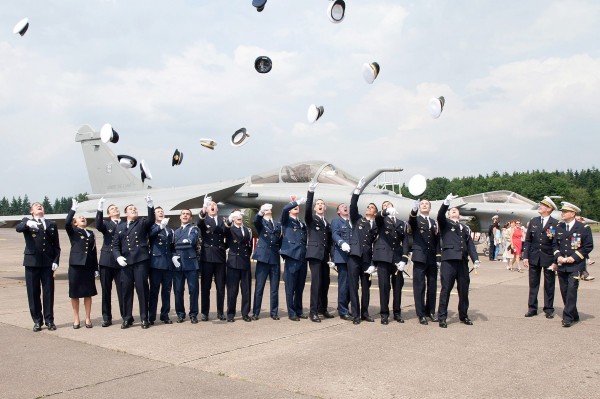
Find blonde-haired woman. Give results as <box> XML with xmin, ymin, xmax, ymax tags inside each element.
<box><xmin>502</xmin><ymin>222</ymin><xmax>514</xmax><ymax>269</ymax></box>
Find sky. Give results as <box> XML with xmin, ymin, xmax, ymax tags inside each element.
<box><xmin>1</xmin><ymin>0</ymin><xmax>599</xmax><ymax>201</ymax></box>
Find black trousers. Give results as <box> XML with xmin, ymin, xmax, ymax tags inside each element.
<box><xmin>489</xmin><ymin>241</ymin><xmax>496</xmax><ymax>260</ymax></box>
<box><xmin>201</xmin><ymin>261</ymin><xmax>226</xmax><ymax>316</ymax></box>
<box><xmin>376</xmin><ymin>262</ymin><xmax>404</xmax><ymax>316</ymax></box>
<box><xmin>308</xmin><ymin>259</ymin><xmax>330</xmax><ymax>315</ymax></box>
<box><xmin>348</xmin><ymin>255</ymin><xmax>372</xmax><ymax>318</ymax></box>
<box><xmin>121</xmin><ymin>261</ymin><xmax>149</xmax><ymax>323</ymax></box>
<box><xmin>25</xmin><ymin>266</ymin><xmax>54</xmax><ymax>325</ymax></box>
<box><xmin>558</xmin><ymin>270</ymin><xmax>580</xmax><ymax>323</ymax></box>
<box><xmin>148</xmin><ymin>268</ymin><xmax>173</xmax><ymax>322</ymax></box>
<box><xmin>412</xmin><ymin>260</ymin><xmax>438</xmax><ymax>317</ymax></box>
<box><xmin>226</xmin><ymin>268</ymin><xmax>251</xmax><ymax>318</ymax></box>
<box><xmin>437</xmin><ymin>259</ymin><xmax>470</xmax><ymax>321</ymax></box>
<box><xmin>527</xmin><ymin>262</ymin><xmax>556</xmax><ymax>314</ymax></box>
<box><xmin>99</xmin><ymin>266</ymin><xmax>124</xmax><ymax>322</ymax></box>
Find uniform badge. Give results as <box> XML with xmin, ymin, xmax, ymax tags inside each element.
<box><xmin>108</xmin><ymin>229</ymin><xmax>113</xmax><ymax>233</ymax></box>
<box><xmin>545</xmin><ymin>227</ymin><xmax>555</xmax><ymax>239</ymax></box>
<box><xmin>571</xmin><ymin>234</ymin><xmax>581</xmax><ymax>249</ymax></box>
<box><xmin>80</xmin><ymin>235</ymin><xmax>85</xmax><ymax>239</ymax></box>
<box><xmin>451</xmin><ymin>228</ymin><xmax>455</xmax><ymax>232</ymax></box>
<box><xmin>32</xmin><ymin>233</ymin><xmax>37</xmax><ymax>238</ymax></box>
<box><xmin>358</xmin><ymin>226</ymin><xmax>363</xmax><ymax>229</ymax></box>
<box><xmin>233</xmin><ymin>240</ymin><xmax>238</xmax><ymax>243</ymax></box>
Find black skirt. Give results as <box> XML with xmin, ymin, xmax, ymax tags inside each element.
<box><xmin>68</xmin><ymin>265</ymin><xmax>98</xmax><ymax>298</ymax></box>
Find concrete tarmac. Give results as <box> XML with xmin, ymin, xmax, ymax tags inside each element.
<box><xmin>0</xmin><ymin>229</ymin><xmax>599</xmax><ymax>398</ymax></box>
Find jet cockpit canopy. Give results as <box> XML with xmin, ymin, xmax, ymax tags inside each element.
<box><xmin>250</xmin><ymin>161</ymin><xmax>358</xmax><ymax>186</ymax></box>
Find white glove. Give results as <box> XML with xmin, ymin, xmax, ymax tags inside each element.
<box><xmin>117</xmin><ymin>256</ymin><xmax>128</xmax><ymax>267</ymax></box>
<box><xmin>327</xmin><ymin>261</ymin><xmax>336</xmax><ymax>269</ymax></box>
<box><xmin>396</xmin><ymin>261</ymin><xmax>407</xmax><ymax>272</ymax></box>
<box><xmin>182</xmin><ymin>239</ymin><xmax>190</xmax><ymax>244</ymax></box>
<box><xmin>444</xmin><ymin>193</ymin><xmax>459</xmax><ymax>205</ymax></box>
<box><xmin>366</xmin><ymin>265</ymin><xmax>376</xmax><ymax>275</ymax></box>
<box><xmin>356</xmin><ymin>176</ymin><xmax>366</xmax><ymax>190</ymax></box>
<box><xmin>228</xmin><ymin>214</ymin><xmax>234</xmax><ymax>223</ymax></box>
<box><xmin>341</xmin><ymin>242</ymin><xmax>351</xmax><ymax>252</ymax></box>
<box><xmin>259</xmin><ymin>203</ymin><xmax>271</xmax><ymax>215</ymax></box>
<box><xmin>160</xmin><ymin>218</ymin><xmax>169</xmax><ymax>229</ymax></box>
<box><xmin>71</xmin><ymin>198</ymin><xmax>79</xmax><ymax>211</ymax></box>
<box><xmin>473</xmin><ymin>260</ymin><xmax>480</xmax><ymax>269</ymax></box>
<box><xmin>172</xmin><ymin>256</ymin><xmax>181</xmax><ymax>268</ymax></box>
<box><xmin>97</xmin><ymin>197</ymin><xmax>105</xmax><ymax>212</ymax></box>
<box><xmin>386</xmin><ymin>207</ymin><xmax>397</xmax><ymax>217</ymax></box>
<box><xmin>51</xmin><ymin>263</ymin><xmax>59</xmax><ymax>271</ymax></box>
<box><xmin>26</xmin><ymin>220</ymin><xmax>39</xmax><ymax>230</ymax></box>
<box><xmin>203</xmin><ymin>195</ymin><xmax>212</xmax><ymax>209</ymax></box>
<box><xmin>297</xmin><ymin>197</ymin><xmax>307</xmax><ymax>205</ymax></box>
<box><xmin>412</xmin><ymin>200</ymin><xmax>419</xmax><ymax>212</ymax></box>
<box><xmin>436</xmin><ymin>262</ymin><xmax>441</xmax><ymax>268</ymax></box>
<box><xmin>308</xmin><ymin>181</ymin><xmax>318</xmax><ymax>192</ymax></box>
<box><xmin>95</xmin><ymin>271</ymin><xmax>100</xmax><ymax>278</ymax></box>
<box><xmin>145</xmin><ymin>193</ymin><xmax>154</xmax><ymax>208</ymax></box>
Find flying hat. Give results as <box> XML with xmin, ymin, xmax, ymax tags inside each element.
<box><xmin>252</xmin><ymin>0</ymin><xmax>267</xmax><ymax>12</ymax></box>
<box><xmin>117</xmin><ymin>155</ymin><xmax>137</xmax><ymax>169</ymax></box>
<box><xmin>255</xmin><ymin>56</ymin><xmax>272</xmax><ymax>73</ymax></box>
<box><xmin>140</xmin><ymin>160</ymin><xmax>153</xmax><ymax>182</ymax></box>
<box><xmin>560</xmin><ymin>201</ymin><xmax>581</xmax><ymax>213</ymax></box>
<box><xmin>100</xmin><ymin>123</ymin><xmax>120</xmax><ymax>144</ymax></box>
<box><xmin>172</xmin><ymin>149</ymin><xmax>183</xmax><ymax>166</ymax></box>
<box><xmin>540</xmin><ymin>196</ymin><xmax>558</xmax><ymax>211</ymax></box>
<box><xmin>328</xmin><ymin>0</ymin><xmax>346</xmax><ymax>23</ymax></box>
<box><xmin>13</xmin><ymin>17</ymin><xmax>29</xmax><ymax>36</ymax></box>
<box><xmin>362</xmin><ymin>62</ymin><xmax>380</xmax><ymax>84</ymax></box>
<box><xmin>307</xmin><ymin>104</ymin><xmax>325</xmax><ymax>123</ymax></box>
<box><xmin>231</xmin><ymin>128</ymin><xmax>250</xmax><ymax>147</ymax></box>
<box><xmin>429</xmin><ymin>96</ymin><xmax>445</xmax><ymax>119</ymax></box>
<box><xmin>200</xmin><ymin>138</ymin><xmax>217</xmax><ymax>150</ymax></box>
<box><xmin>407</xmin><ymin>174</ymin><xmax>427</xmax><ymax>196</ymax></box>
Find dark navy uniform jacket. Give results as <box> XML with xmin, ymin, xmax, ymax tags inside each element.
<box><xmin>95</xmin><ymin>210</ymin><xmax>120</xmax><ymax>268</ymax></box>
<box><xmin>437</xmin><ymin>203</ymin><xmax>478</xmax><ymax>263</ymax></box>
<box><xmin>372</xmin><ymin>209</ymin><xmax>409</xmax><ymax>264</ymax></box>
<box><xmin>225</xmin><ymin>224</ymin><xmax>253</xmax><ymax>270</ymax></box>
<box><xmin>197</xmin><ymin>212</ymin><xmax>227</xmax><ymax>263</ymax></box>
<box><xmin>173</xmin><ymin>223</ymin><xmax>200</xmax><ymax>271</ymax></box>
<box><xmin>330</xmin><ymin>217</ymin><xmax>351</xmax><ymax>264</ymax></box>
<box><xmin>149</xmin><ymin>223</ymin><xmax>175</xmax><ymax>270</ymax></box>
<box><xmin>408</xmin><ymin>211</ymin><xmax>440</xmax><ymax>265</ymax></box>
<box><xmin>279</xmin><ymin>201</ymin><xmax>307</xmax><ymax>262</ymax></box>
<box><xmin>305</xmin><ymin>191</ymin><xmax>331</xmax><ymax>262</ymax></box>
<box><xmin>348</xmin><ymin>193</ymin><xmax>378</xmax><ymax>265</ymax></box>
<box><xmin>552</xmin><ymin>220</ymin><xmax>594</xmax><ymax>273</ymax></box>
<box><xmin>112</xmin><ymin>206</ymin><xmax>155</xmax><ymax>264</ymax></box>
<box><xmin>252</xmin><ymin>213</ymin><xmax>282</xmax><ymax>265</ymax></box>
<box><xmin>16</xmin><ymin>217</ymin><xmax>61</xmax><ymax>268</ymax></box>
<box><xmin>65</xmin><ymin>210</ymin><xmax>98</xmax><ymax>269</ymax></box>
<box><xmin>522</xmin><ymin>215</ymin><xmax>559</xmax><ymax>267</ymax></box>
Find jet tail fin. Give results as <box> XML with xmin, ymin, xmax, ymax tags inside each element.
<box><xmin>75</xmin><ymin>124</ymin><xmax>145</xmax><ymax>194</ymax></box>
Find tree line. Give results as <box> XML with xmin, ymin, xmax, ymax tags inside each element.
<box><xmin>0</xmin><ymin>194</ymin><xmax>89</xmax><ymax>216</ymax></box>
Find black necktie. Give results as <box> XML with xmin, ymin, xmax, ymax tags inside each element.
<box><xmin>268</xmin><ymin>220</ymin><xmax>274</xmax><ymax>230</ymax></box>
<box><xmin>566</xmin><ymin>224</ymin><xmax>570</xmax><ymax>232</ymax></box>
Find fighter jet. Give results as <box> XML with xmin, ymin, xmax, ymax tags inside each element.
<box><xmin>0</xmin><ymin>124</ymin><xmax>575</xmax><ymax>231</ymax></box>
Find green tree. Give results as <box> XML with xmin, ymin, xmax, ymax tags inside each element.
<box><xmin>42</xmin><ymin>196</ymin><xmax>53</xmax><ymax>214</ymax></box>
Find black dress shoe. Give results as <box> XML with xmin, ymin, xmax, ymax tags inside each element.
<box><xmin>227</xmin><ymin>317</ymin><xmax>235</xmax><ymax>323</ymax></box>
<box><xmin>361</xmin><ymin>315</ymin><xmax>375</xmax><ymax>322</ymax></box>
<box><xmin>162</xmin><ymin>319</ymin><xmax>173</xmax><ymax>324</ymax></box>
<box><xmin>310</xmin><ymin>314</ymin><xmax>321</xmax><ymax>323</ymax></box>
<box><xmin>271</xmin><ymin>315</ymin><xmax>280</xmax><ymax>320</ymax></box>
<box><xmin>149</xmin><ymin>321</ymin><xmax>155</xmax><ymax>325</ymax></box>
<box><xmin>176</xmin><ymin>317</ymin><xmax>185</xmax><ymax>323</ymax></box>
<box><xmin>393</xmin><ymin>314</ymin><xmax>404</xmax><ymax>323</ymax></box>
<box><xmin>419</xmin><ymin>317</ymin><xmax>428</xmax><ymax>325</ymax></box>
<box><xmin>200</xmin><ymin>314</ymin><xmax>208</xmax><ymax>322</ymax></box>
<box><xmin>73</xmin><ymin>323</ymin><xmax>81</xmax><ymax>330</ymax></box>
<box><xmin>298</xmin><ymin>314</ymin><xmax>308</xmax><ymax>319</ymax></box>
<box><xmin>33</xmin><ymin>323</ymin><xmax>42</xmax><ymax>332</ymax></box>
<box><xmin>47</xmin><ymin>323</ymin><xmax>57</xmax><ymax>331</ymax></box>
<box><xmin>190</xmin><ymin>316</ymin><xmax>199</xmax><ymax>324</ymax></box>
<box><xmin>524</xmin><ymin>310</ymin><xmax>538</xmax><ymax>317</ymax></box>
<box><xmin>121</xmin><ymin>322</ymin><xmax>130</xmax><ymax>329</ymax></box>
<box><xmin>461</xmin><ymin>317</ymin><xmax>473</xmax><ymax>325</ymax></box>
<box><xmin>141</xmin><ymin>321</ymin><xmax>150</xmax><ymax>329</ymax></box>
<box><xmin>353</xmin><ymin>317</ymin><xmax>361</xmax><ymax>325</ymax></box>
<box><xmin>218</xmin><ymin>313</ymin><xmax>226</xmax><ymax>321</ymax></box>
<box><xmin>289</xmin><ymin>315</ymin><xmax>300</xmax><ymax>321</ymax></box>
<box><xmin>428</xmin><ymin>313</ymin><xmax>439</xmax><ymax>322</ymax></box>
<box><xmin>102</xmin><ymin>320</ymin><xmax>112</xmax><ymax>327</ymax></box>
<box><xmin>562</xmin><ymin>320</ymin><xmax>573</xmax><ymax>328</ymax></box>
<box><xmin>127</xmin><ymin>320</ymin><xmax>134</xmax><ymax>326</ymax></box>
<box><xmin>243</xmin><ymin>316</ymin><xmax>252</xmax><ymax>322</ymax></box>
<box><xmin>320</xmin><ymin>311</ymin><xmax>335</xmax><ymax>319</ymax></box>
<box><xmin>381</xmin><ymin>316</ymin><xmax>389</xmax><ymax>325</ymax></box>
<box><xmin>439</xmin><ymin>320</ymin><xmax>448</xmax><ymax>328</ymax></box>
<box><xmin>340</xmin><ymin>314</ymin><xmax>353</xmax><ymax>321</ymax></box>
<box><xmin>251</xmin><ymin>315</ymin><xmax>259</xmax><ymax>321</ymax></box>
<box><xmin>545</xmin><ymin>312</ymin><xmax>555</xmax><ymax>319</ymax></box>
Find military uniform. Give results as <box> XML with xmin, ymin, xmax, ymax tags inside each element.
<box><xmin>95</xmin><ymin>210</ymin><xmax>124</xmax><ymax>325</ymax></box>
<box><xmin>436</xmin><ymin>203</ymin><xmax>478</xmax><ymax>324</ymax></box>
<box><xmin>148</xmin><ymin>223</ymin><xmax>175</xmax><ymax>323</ymax></box>
<box><xmin>252</xmin><ymin>213</ymin><xmax>282</xmax><ymax>318</ymax></box>
<box><xmin>373</xmin><ymin>209</ymin><xmax>409</xmax><ymax>322</ymax></box>
<box><xmin>197</xmin><ymin>212</ymin><xmax>227</xmax><ymax>319</ymax></box>
<box><xmin>347</xmin><ymin>193</ymin><xmax>378</xmax><ymax>321</ymax></box>
<box><xmin>305</xmin><ymin>191</ymin><xmax>332</xmax><ymax>318</ymax></box>
<box><xmin>408</xmin><ymin>210</ymin><xmax>441</xmax><ymax>321</ymax></box>
<box><xmin>173</xmin><ymin>223</ymin><xmax>200</xmax><ymax>321</ymax></box>
<box><xmin>65</xmin><ymin>210</ymin><xmax>98</xmax><ymax>299</ymax></box>
<box><xmin>552</xmin><ymin>220</ymin><xmax>593</xmax><ymax>325</ymax></box>
<box><xmin>280</xmin><ymin>200</ymin><xmax>308</xmax><ymax>319</ymax></box>
<box><xmin>112</xmin><ymin>206</ymin><xmax>155</xmax><ymax>326</ymax></box>
<box><xmin>16</xmin><ymin>216</ymin><xmax>61</xmax><ymax>329</ymax></box>
<box><xmin>523</xmin><ymin>215</ymin><xmax>558</xmax><ymax>316</ymax></box>
<box><xmin>225</xmin><ymin>223</ymin><xmax>253</xmax><ymax>320</ymax></box>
